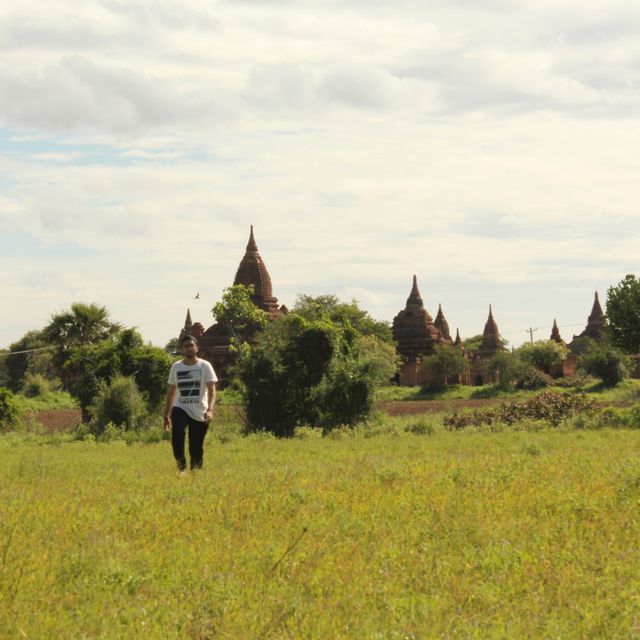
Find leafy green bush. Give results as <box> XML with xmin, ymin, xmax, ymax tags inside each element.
<box><xmin>516</xmin><ymin>367</ymin><xmax>554</xmax><ymax>391</ymax></box>
<box><xmin>0</xmin><ymin>387</ymin><xmax>19</xmax><ymax>432</ymax></box>
<box><xmin>579</xmin><ymin>342</ymin><xmax>630</xmax><ymax>387</ymax></box>
<box><xmin>517</xmin><ymin>340</ymin><xmax>568</xmax><ymax>373</ymax></box>
<box><xmin>487</xmin><ymin>352</ymin><xmax>527</xmax><ymax>389</ymax></box>
<box><xmin>422</xmin><ymin>345</ymin><xmax>469</xmax><ymax>389</ymax></box>
<box><xmin>90</xmin><ymin>376</ymin><xmax>148</xmax><ymax>434</ymax></box>
<box><xmin>240</xmin><ymin>310</ymin><xmax>397</xmax><ymax>437</ymax></box>
<box><xmin>22</xmin><ymin>373</ymin><xmax>53</xmax><ymax>398</ymax></box>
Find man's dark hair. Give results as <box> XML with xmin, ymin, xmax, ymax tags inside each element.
<box><xmin>181</xmin><ymin>335</ymin><xmax>198</xmax><ymax>345</ymax></box>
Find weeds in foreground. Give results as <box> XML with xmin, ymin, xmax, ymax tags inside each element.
<box><xmin>1</xmin><ymin>430</ymin><xmax>640</xmax><ymax>638</ymax></box>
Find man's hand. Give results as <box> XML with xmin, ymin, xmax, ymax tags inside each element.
<box><xmin>163</xmin><ymin>415</ymin><xmax>171</xmax><ymax>432</ymax></box>
<box><xmin>204</xmin><ymin>409</ymin><xmax>213</xmax><ymax>423</ymax></box>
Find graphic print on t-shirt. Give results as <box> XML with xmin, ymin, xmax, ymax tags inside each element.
<box><xmin>176</xmin><ymin>368</ymin><xmax>202</xmax><ymax>404</ymax></box>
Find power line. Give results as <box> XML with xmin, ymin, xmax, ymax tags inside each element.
<box><xmin>0</xmin><ymin>346</ymin><xmax>55</xmax><ymax>358</ymax></box>
<box><xmin>501</xmin><ymin>322</ymin><xmax>585</xmax><ymax>336</ymax></box>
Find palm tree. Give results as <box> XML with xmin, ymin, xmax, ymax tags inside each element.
<box><xmin>44</xmin><ymin>303</ymin><xmax>121</xmax><ymax>349</ymax></box>
<box><xmin>43</xmin><ymin>303</ymin><xmax>122</xmax><ymax>392</ymax></box>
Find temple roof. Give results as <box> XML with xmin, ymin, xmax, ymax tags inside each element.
<box><xmin>184</xmin><ymin>308</ymin><xmax>192</xmax><ymax>328</ymax></box>
<box><xmin>434</xmin><ymin>303</ymin><xmax>452</xmax><ymax>342</ymax></box>
<box><xmin>233</xmin><ymin>225</ymin><xmax>279</xmax><ymax>316</ymax></box>
<box><xmin>589</xmin><ymin>291</ymin><xmax>606</xmax><ymax>324</ymax></box>
<box><xmin>574</xmin><ymin>291</ymin><xmax>607</xmax><ymax>342</ymax></box>
<box><xmin>550</xmin><ymin>318</ymin><xmax>563</xmax><ymax>344</ymax></box>
<box><xmin>392</xmin><ymin>275</ymin><xmax>439</xmax><ymax>361</ymax></box>
<box><xmin>477</xmin><ymin>305</ymin><xmax>504</xmax><ymax>356</ymax></box>
<box><xmin>406</xmin><ymin>275</ymin><xmax>424</xmax><ymax>309</ymax></box>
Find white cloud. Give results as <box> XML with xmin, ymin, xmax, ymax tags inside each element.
<box><xmin>1</xmin><ymin>0</ymin><xmax>639</xmax><ymax>348</ymax></box>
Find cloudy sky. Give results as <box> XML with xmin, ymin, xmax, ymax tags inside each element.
<box><xmin>2</xmin><ymin>0</ymin><xmax>639</xmax><ymax>349</ymax></box>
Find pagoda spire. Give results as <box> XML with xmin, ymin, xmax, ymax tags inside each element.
<box><xmin>434</xmin><ymin>303</ymin><xmax>452</xmax><ymax>341</ymax></box>
<box><xmin>246</xmin><ymin>224</ymin><xmax>258</xmax><ymax>252</ymax></box>
<box><xmin>233</xmin><ymin>226</ymin><xmax>280</xmax><ymax>317</ymax></box>
<box><xmin>406</xmin><ymin>274</ymin><xmax>424</xmax><ymax>309</ymax></box>
<box><xmin>454</xmin><ymin>328</ymin><xmax>461</xmax><ymax>345</ymax></box>
<box><xmin>589</xmin><ymin>291</ymin><xmax>605</xmax><ymax>321</ymax></box>
<box><xmin>478</xmin><ymin>304</ymin><xmax>503</xmax><ymax>356</ymax></box>
<box><xmin>550</xmin><ymin>318</ymin><xmax>563</xmax><ymax>343</ymax></box>
<box><xmin>574</xmin><ymin>290</ymin><xmax>607</xmax><ymax>342</ymax></box>
<box><xmin>184</xmin><ymin>308</ymin><xmax>193</xmax><ymax>329</ymax></box>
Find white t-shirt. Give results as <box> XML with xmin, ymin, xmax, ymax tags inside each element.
<box><xmin>167</xmin><ymin>358</ymin><xmax>218</xmax><ymax>422</ymax></box>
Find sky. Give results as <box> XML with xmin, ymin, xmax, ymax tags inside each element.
<box><xmin>1</xmin><ymin>0</ymin><xmax>639</xmax><ymax>349</ymax></box>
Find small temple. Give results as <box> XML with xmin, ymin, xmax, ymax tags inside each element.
<box><xmin>177</xmin><ymin>229</ymin><xmax>612</xmax><ymax>387</ymax></box>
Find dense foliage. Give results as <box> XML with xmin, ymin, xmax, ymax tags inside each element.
<box><xmin>0</xmin><ymin>387</ymin><xmax>19</xmax><ymax>432</ymax></box>
<box><xmin>90</xmin><ymin>376</ymin><xmax>148</xmax><ymax>433</ymax></box>
<box><xmin>421</xmin><ymin>344</ymin><xmax>469</xmax><ymax>389</ymax></box>
<box><xmin>517</xmin><ymin>340</ymin><xmax>568</xmax><ymax>372</ymax></box>
<box><xmin>239</xmin><ymin>305</ymin><xmax>398</xmax><ymax>436</ymax></box>
<box><xmin>578</xmin><ymin>339</ymin><xmax>630</xmax><ymax>388</ymax></box>
<box><xmin>211</xmin><ymin>284</ymin><xmax>269</xmax><ymax>349</ymax></box>
<box><xmin>293</xmin><ymin>294</ymin><xmax>393</xmax><ymax>343</ymax></box>
<box><xmin>2</xmin><ymin>329</ymin><xmax>51</xmax><ymax>392</ymax></box>
<box><xmin>4</xmin><ymin>304</ymin><xmax>173</xmax><ymax>421</ymax></box>
<box><xmin>607</xmin><ymin>274</ymin><xmax>640</xmax><ymax>354</ymax></box>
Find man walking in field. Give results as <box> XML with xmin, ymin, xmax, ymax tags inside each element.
<box><xmin>164</xmin><ymin>335</ymin><xmax>217</xmax><ymax>475</ymax></box>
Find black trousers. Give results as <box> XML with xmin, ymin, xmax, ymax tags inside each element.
<box><xmin>170</xmin><ymin>407</ymin><xmax>209</xmax><ymax>470</ymax></box>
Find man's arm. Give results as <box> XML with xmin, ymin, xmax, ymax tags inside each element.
<box><xmin>164</xmin><ymin>384</ymin><xmax>177</xmax><ymax>431</ymax></box>
<box><xmin>204</xmin><ymin>381</ymin><xmax>216</xmax><ymax>423</ymax></box>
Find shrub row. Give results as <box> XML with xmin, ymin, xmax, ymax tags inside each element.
<box><xmin>443</xmin><ymin>391</ymin><xmax>598</xmax><ymax>430</ymax></box>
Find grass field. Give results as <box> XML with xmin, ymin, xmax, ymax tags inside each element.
<box><xmin>2</xmin><ymin>426</ymin><xmax>640</xmax><ymax>638</ymax></box>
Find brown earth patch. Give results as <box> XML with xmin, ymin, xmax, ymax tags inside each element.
<box><xmin>378</xmin><ymin>399</ymin><xmax>501</xmax><ymax>416</ymax></box>
<box><xmin>28</xmin><ymin>409</ymin><xmax>83</xmax><ymax>433</ymax></box>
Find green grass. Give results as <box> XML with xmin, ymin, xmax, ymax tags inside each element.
<box><xmin>12</xmin><ymin>390</ymin><xmax>79</xmax><ymax>413</ymax></box>
<box><xmin>2</xmin><ymin>427</ymin><xmax>640</xmax><ymax>638</ymax></box>
<box><xmin>375</xmin><ymin>378</ymin><xmax>640</xmax><ymax>404</ymax></box>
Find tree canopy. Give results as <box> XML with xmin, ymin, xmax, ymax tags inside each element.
<box><xmin>238</xmin><ymin>297</ymin><xmax>398</xmax><ymax>436</ymax></box>
<box><xmin>293</xmin><ymin>295</ymin><xmax>393</xmax><ymax>344</ymax></box>
<box><xmin>212</xmin><ymin>284</ymin><xmax>269</xmax><ymax>350</ymax></box>
<box><xmin>607</xmin><ymin>274</ymin><xmax>640</xmax><ymax>354</ymax></box>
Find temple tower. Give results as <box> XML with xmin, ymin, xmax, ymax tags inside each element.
<box><xmin>233</xmin><ymin>225</ymin><xmax>280</xmax><ymax>318</ymax></box>
<box><xmin>392</xmin><ymin>275</ymin><xmax>440</xmax><ymax>362</ymax></box>
<box><xmin>550</xmin><ymin>319</ymin><xmax>564</xmax><ymax>344</ymax></box>
<box><xmin>574</xmin><ymin>291</ymin><xmax>608</xmax><ymax>342</ymax></box>
<box><xmin>476</xmin><ymin>305</ymin><xmax>504</xmax><ymax>359</ymax></box>
<box><xmin>392</xmin><ymin>275</ymin><xmax>441</xmax><ymax>386</ymax></box>
<box><xmin>434</xmin><ymin>304</ymin><xmax>453</xmax><ymax>342</ymax></box>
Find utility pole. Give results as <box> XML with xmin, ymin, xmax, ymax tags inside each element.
<box><xmin>527</xmin><ymin>327</ymin><xmax>538</xmax><ymax>344</ymax></box>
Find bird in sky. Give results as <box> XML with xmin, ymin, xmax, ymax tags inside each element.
<box><xmin>194</xmin><ymin>292</ymin><xmax>200</xmax><ymax>299</ymax></box>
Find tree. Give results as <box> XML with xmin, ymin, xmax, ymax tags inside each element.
<box><xmin>90</xmin><ymin>376</ymin><xmax>147</xmax><ymax>433</ymax></box>
<box><xmin>517</xmin><ymin>340</ymin><xmax>568</xmax><ymax>374</ymax></box>
<box><xmin>2</xmin><ymin>330</ymin><xmax>52</xmax><ymax>392</ymax></box>
<box><xmin>422</xmin><ymin>345</ymin><xmax>469</xmax><ymax>389</ymax></box>
<box><xmin>293</xmin><ymin>295</ymin><xmax>393</xmax><ymax>344</ymax></box>
<box><xmin>0</xmin><ymin>388</ymin><xmax>19</xmax><ymax>432</ymax></box>
<box><xmin>117</xmin><ymin>329</ymin><xmax>175</xmax><ymax>409</ymax></box>
<box><xmin>579</xmin><ymin>341</ymin><xmax>629</xmax><ymax>387</ymax></box>
<box><xmin>212</xmin><ymin>285</ymin><xmax>269</xmax><ymax>351</ymax></box>
<box><xmin>43</xmin><ymin>303</ymin><xmax>122</xmax><ymax>391</ymax></box>
<box><xmin>44</xmin><ymin>302</ymin><xmax>121</xmax><ymax>348</ymax></box>
<box><xmin>607</xmin><ymin>274</ymin><xmax>640</xmax><ymax>354</ymax></box>
<box><xmin>487</xmin><ymin>351</ymin><xmax>527</xmax><ymax>389</ymax></box>
<box><xmin>239</xmin><ymin>308</ymin><xmax>398</xmax><ymax>437</ymax></box>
